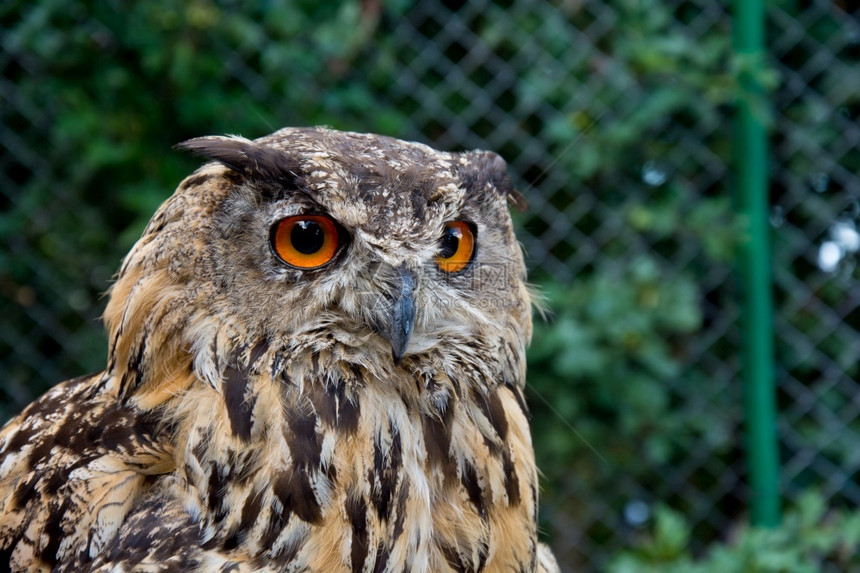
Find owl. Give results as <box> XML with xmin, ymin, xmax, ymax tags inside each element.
<box><xmin>0</xmin><ymin>127</ymin><xmax>559</xmax><ymax>572</ymax></box>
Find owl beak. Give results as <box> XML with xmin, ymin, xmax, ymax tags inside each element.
<box><xmin>386</xmin><ymin>267</ymin><xmax>416</xmax><ymax>365</ymax></box>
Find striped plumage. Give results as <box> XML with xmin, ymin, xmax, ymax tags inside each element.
<box><xmin>0</xmin><ymin>127</ymin><xmax>559</xmax><ymax>572</ymax></box>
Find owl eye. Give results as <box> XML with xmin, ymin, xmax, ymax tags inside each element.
<box><xmin>270</xmin><ymin>214</ymin><xmax>342</xmax><ymax>269</ymax></box>
<box><xmin>436</xmin><ymin>221</ymin><xmax>476</xmax><ymax>273</ymax></box>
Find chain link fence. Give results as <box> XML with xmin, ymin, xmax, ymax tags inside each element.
<box><xmin>1</xmin><ymin>1</ymin><xmax>859</xmax><ymax>571</ymax></box>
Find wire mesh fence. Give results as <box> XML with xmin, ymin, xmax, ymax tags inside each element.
<box><xmin>1</xmin><ymin>0</ymin><xmax>859</xmax><ymax>570</ymax></box>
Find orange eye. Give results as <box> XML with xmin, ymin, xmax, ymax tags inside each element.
<box><xmin>436</xmin><ymin>221</ymin><xmax>476</xmax><ymax>273</ymax></box>
<box><xmin>270</xmin><ymin>215</ymin><xmax>341</xmax><ymax>269</ymax></box>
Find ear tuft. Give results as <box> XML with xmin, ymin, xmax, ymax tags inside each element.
<box><xmin>506</xmin><ymin>188</ymin><xmax>528</xmax><ymax>212</ymax></box>
<box><xmin>175</xmin><ymin>135</ymin><xmax>301</xmax><ymax>186</ymax></box>
<box><xmin>461</xmin><ymin>150</ymin><xmax>528</xmax><ymax>211</ymax></box>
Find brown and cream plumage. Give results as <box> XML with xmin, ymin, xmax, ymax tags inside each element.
<box><xmin>0</xmin><ymin>127</ymin><xmax>559</xmax><ymax>572</ymax></box>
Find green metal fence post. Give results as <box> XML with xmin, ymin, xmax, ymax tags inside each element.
<box><xmin>733</xmin><ymin>0</ymin><xmax>782</xmax><ymax>527</ymax></box>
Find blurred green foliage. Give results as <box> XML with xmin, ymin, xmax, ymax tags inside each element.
<box><xmin>610</xmin><ymin>491</ymin><xmax>860</xmax><ymax>572</ymax></box>
<box><xmin>530</xmin><ymin>256</ymin><xmax>723</xmax><ymax>472</ymax></box>
<box><xmin>527</xmin><ymin>252</ymin><xmax>740</xmax><ymax>555</ymax></box>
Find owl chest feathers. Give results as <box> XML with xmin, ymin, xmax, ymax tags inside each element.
<box><xmin>171</xmin><ymin>346</ymin><xmax>539</xmax><ymax>573</ymax></box>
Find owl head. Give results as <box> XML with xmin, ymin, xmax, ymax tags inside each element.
<box><xmin>103</xmin><ymin>127</ymin><xmax>532</xmax><ymax>404</ymax></box>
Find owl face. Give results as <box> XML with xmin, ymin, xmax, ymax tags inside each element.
<box><xmin>110</xmin><ymin>127</ymin><xmax>531</xmax><ymax>390</ymax></box>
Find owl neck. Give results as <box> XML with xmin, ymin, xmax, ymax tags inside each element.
<box><xmin>168</xmin><ymin>341</ymin><xmax>537</xmax><ymax>570</ymax></box>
